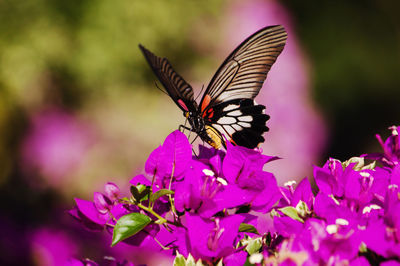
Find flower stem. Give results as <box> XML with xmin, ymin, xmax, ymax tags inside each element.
<box><xmin>137</xmin><ymin>202</ymin><xmax>168</xmax><ymax>224</ymax></box>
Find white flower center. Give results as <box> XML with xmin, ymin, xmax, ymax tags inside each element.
<box><xmin>284</xmin><ymin>180</ymin><xmax>297</xmax><ymax>187</ymax></box>
<box><xmin>362</xmin><ymin>204</ymin><xmax>382</xmax><ymax>214</ymax></box>
<box><xmin>335</xmin><ymin>218</ymin><xmax>349</xmax><ymax>226</ymax></box>
<box><xmin>249</xmin><ymin>253</ymin><xmax>263</xmax><ymax>264</ymax></box>
<box><xmin>202</xmin><ymin>169</ymin><xmax>215</xmax><ymax>177</ymax></box>
<box><xmin>326</xmin><ymin>224</ymin><xmax>338</xmax><ymax>234</ymax></box>
<box><xmin>216</xmin><ymin>177</ymin><xmax>228</xmax><ymax>186</ymax></box>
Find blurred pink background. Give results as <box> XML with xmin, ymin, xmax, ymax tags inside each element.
<box><xmin>220</xmin><ymin>0</ymin><xmax>326</xmax><ymax>184</ymax></box>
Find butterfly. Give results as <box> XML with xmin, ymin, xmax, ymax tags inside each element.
<box><xmin>139</xmin><ymin>25</ymin><xmax>287</xmax><ymax>149</ymax></box>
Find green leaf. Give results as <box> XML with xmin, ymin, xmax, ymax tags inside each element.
<box><xmin>295</xmin><ymin>200</ymin><xmax>311</xmax><ymax>218</ymax></box>
<box><xmin>130</xmin><ymin>186</ymin><xmax>140</xmax><ymax>200</ymax></box>
<box><xmin>186</xmin><ymin>254</ymin><xmax>196</xmax><ymax>266</ymax></box>
<box><xmin>239</xmin><ymin>223</ymin><xmax>259</xmax><ymax>234</ymax></box>
<box><xmin>245</xmin><ymin>237</ymin><xmax>262</xmax><ymax>255</ymax></box>
<box><xmin>138</xmin><ymin>186</ymin><xmax>150</xmax><ymax>201</ymax></box>
<box><xmin>150</xmin><ymin>189</ymin><xmax>175</xmax><ymax>203</ymax></box>
<box><xmin>215</xmin><ymin>259</ymin><xmax>223</xmax><ymax>266</ymax></box>
<box><xmin>359</xmin><ymin>242</ymin><xmax>368</xmax><ymax>253</ymax></box>
<box><xmin>278</xmin><ymin>206</ymin><xmax>304</xmax><ymax>223</ymax></box>
<box><xmin>111</xmin><ymin>213</ymin><xmax>151</xmax><ymax>246</ymax></box>
<box><xmin>342</xmin><ymin>157</ymin><xmax>375</xmax><ymax>171</ymax></box>
<box><xmin>270</xmin><ymin>208</ymin><xmax>280</xmax><ymax>218</ymax></box>
<box><xmin>173</xmin><ymin>252</ymin><xmax>205</xmax><ymax>266</ymax></box>
<box><xmin>243</xmin><ymin>257</ymin><xmax>253</xmax><ymax>266</ymax></box>
<box><xmin>363</xmin><ymin>161</ymin><xmax>376</xmax><ymax>170</ymax></box>
<box><xmin>136</xmin><ymin>184</ymin><xmax>148</xmax><ymax>193</ymax></box>
<box><xmin>265</xmin><ymin>232</ymin><xmax>272</xmax><ymax>246</ymax></box>
<box><xmin>130</xmin><ymin>185</ymin><xmax>150</xmax><ymax>202</ymax></box>
<box><xmin>173</xmin><ymin>252</ymin><xmax>186</xmax><ymax>266</ymax></box>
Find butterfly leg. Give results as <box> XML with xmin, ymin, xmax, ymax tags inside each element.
<box><xmin>190</xmin><ymin>134</ymin><xmax>200</xmax><ymax>158</ymax></box>
<box><xmin>178</xmin><ymin>125</ymin><xmax>201</xmax><ymax>156</ymax></box>
<box><xmin>178</xmin><ymin>125</ymin><xmax>194</xmax><ymax>133</ymax></box>
<box><xmin>179</xmin><ymin>124</ymin><xmax>197</xmax><ymax>145</ymax></box>
<box><xmin>190</xmin><ymin>134</ymin><xmax>199</xmax><ymax>145</ymax></box>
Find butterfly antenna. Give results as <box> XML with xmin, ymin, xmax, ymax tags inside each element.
<box><xmin>154</xmin><ymin>81</ymin><xmax>168</xmax><ymax>96</ymax></box>
<box><xmin>195</xmin><ymin>84</ymin><xmax>205</xmax><ymax>101</ymax></box>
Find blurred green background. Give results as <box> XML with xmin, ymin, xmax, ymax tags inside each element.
<box><xmin>0</xmin><ymin>0</ymin><xmax>399</xmax><ymax>264</ymax></box>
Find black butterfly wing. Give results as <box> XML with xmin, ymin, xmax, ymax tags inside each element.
<box><xmin>199</xmin><ymin>25</ymin><xmax>287</xmax><ymax>110</ymax></box>
<box><xmin>204</xmin><ymin>99</ymin><xmax>270</xmax><ymax>148</ymax></box>
<box><xmin>200</xmin><ymin>25</ymin><xmax>287</xmax><ymax>149</ymax></box>
<box><xmin>139</xmin><ymin>44</ymin><xmax>198</xmax><ymax>112</ymax></box>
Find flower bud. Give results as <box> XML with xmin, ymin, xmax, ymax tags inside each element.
<box><xmin>93</xmin><ymin>192</ymin><xmax>111</xmax><ymax>214</ymax></box>
<box><xmin>104</xmin><ymin>182</ymin><xmax>120</xmax><ymax>201</ymax></box>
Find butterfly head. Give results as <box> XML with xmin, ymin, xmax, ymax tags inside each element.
<box><xmin>186</xmin><ymin>111</ymin><xmax>204</xmax><ymax>133</ymax></box>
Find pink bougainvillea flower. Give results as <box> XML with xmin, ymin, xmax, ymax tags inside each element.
<box><xmin>21</xmin><ymin>109</ymin><xmax>95</xmax><ymax>187</ymax></box>
<box><xmin>70</xmin><ymin>126</ymin><xmax>400</xmax><ymax>265</ymax></box>
<box><xmin>365</xmin><ymin>126</ymin><xmax>400</xmax><ymax>168</ymax></box>
<box><xmin>30</xmin><ymin>228</ymin><xmax>78</xmax><ymax>266</ymax></box>
<box><xmin>183</xmin><ymin>213</ymin><xmax>245</xmax><ymax>263</ymax></box>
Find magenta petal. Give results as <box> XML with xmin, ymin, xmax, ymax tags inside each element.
<box><xmin>313</xmin><ymin>166</ymin><xmax>335</xmax><ymax>195</ymax></box>
<box><xmin>160</xmin><ymin>130</ymin><xmax>192</xmax><ymax>178</ymax></box>
<box><xmin>213</xmin><ymin>215</ymin><xmax>246</xmax><ymax>258</ymax></box>
<box><xmin>273</xmin><ymin>216</ymin><xmax>303</xmax><ymax>237</ymax></box>
<box><xmin>254</xmin><ymin>213</ymin><xmax>275</xmax><ymax>235</ymax></box>
<box><xmin>110</xmin><ymin>204</ymin><xmax>130</xmax><ymax>221</ymax></box>
<box><xmin>344</xmin><ymin>171</ymin><xmax>361</xmax><ymax>200</ymax></box>
<box><xmin>213</xmin><ymin>185</ymin><xmax>250</xmax><ymax>210</ymax></box>
<box><xmin>68</xmin><ymin>208</ymin><xmax>79</xmax><ymax>219</ymax></box>
<box><xmin>223</xmin><ymin>142</ymin><xmax>275</xmax><ymax>183</ymax></box>
<box><xmin>384</xmin><ymin>186</ymin><xmax>400</xmax><ymax>242</ymax></box>
<box><xmin>292</xmin><ymin>178</ymin><xmax>313</xmax><ymax>208</ymax></box>
<box><xmin>174</xmin><ymin>162</ymin><xmax>204</xmax><ymax>213</ymax></box>
<box><xmin>224</xmin><ymin>250</ymin><xmax>247</xmax><ymax>266</ymax></box>
<box><xmin>197</xmin><ymin>145</ymin><xmax>226</xmax><ymax>161</ymax></box>
<box><xmin>74</xmin><ymin>198</ymin><xmax>109</xmax><ymax>225</ymax></box>
<box><xmin>129</xmin><ymin>174</ymin><xmax>152</xmax><ymax>187</ymax></box>
<box><xmin>381</xmin><ymin>261</ymin><xmax>400</xmax><ymax>266</ymax></box>
<box><xmin>319</xmin><ymin>233</ymin><xmax>361</xmax><ymax>262</ymax></box>
<box><xmin>121</xmin><ymin>224</ymin><xmax>160</xmax><ymax>247</ymax></box>
<box><xmin>209</xmin><ymin>154</ymin><xmax>223</xmax><ymax>176</ymax></box>
<box><xmin>323</xmin><ymin>158</ymin><xmax>344</xmax><ymax>176</ymax></box>
<box><xmin>314</xmin><ymin>193</ymin><xmax>340</xmax><ymax>222</ymax></box>
<box><xmin>104</xmin><ymin>182</ymin><xmax>120</xmax><ymax>201</ymax></box>
<box><xmin>145</xmin><ymin>145</ymin><xmax>163</xmax><ymax>177</ymax></box>
<box><xmin>65</xmin><ymin>258</ymin><xmax>85</xmax><ymax>266</ymax></box>
<box><xmin>390</xmin><ymin>165</ymin><xmax>400</xmax><ymax>186</ymax></box>
<box><xmin>350</xmin><ymin>257</ymin><xmax>370</xmax><ymax>266</ymax></box>
<box><xmin>251</xmin><ymin>172</ymin><xmax>281</xmax><ymax>212</ymax></box>
<box><xmin>186</xmin><ymin>214</ymin><xmax>244</xmax><ymax>260</ymax></box>
<box><xmin>186</xmin><ymin>214</ymin><xmax>214</xmax><ymax>260</ymax></box>
<box><xmin>370</xmin><ymin>168</ymin><xmax>390</xmax><ymax>199</ymax></box>
<box><xmin>361</xmin><ymin>219</ymin><xmax>391</xmax><ymax>257</ymax></box>
<box><xmin>93</xmin><ymin>192</ymin><xmax>111</xmax><ymax>213</ymax></box>
<box><xmin>175</xmin><ymin>226</ymin><xmax>189</xmax><ymax>257</ymax></box>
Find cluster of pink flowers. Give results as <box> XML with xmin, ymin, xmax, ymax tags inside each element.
<box><xmin>69</xmin><ymin>127</ymin><xmax>400</xmax><ymax>265</ymax></box>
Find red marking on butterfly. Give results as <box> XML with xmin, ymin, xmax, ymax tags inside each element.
<box><xmin>178</xmin><ymin>99</ymin><xmax>189</xmax><ymax>111</ymax></box>
<box><xmin>201</xmin><ymin>94</ymin><xmax>211</xmax><ymax>113</ymax></box>
<box><xmin>203</xmin><ymin>107</ymin><xmax>214</xmax><ymax>119</ymax></box>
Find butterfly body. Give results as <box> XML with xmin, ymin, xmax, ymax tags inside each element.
<box><xmin>181</xmin><ymin>105</ymin><xmax>218</xmax><ymax>148</ymax></box>
<box><xmin>140</xmin><ymin>25</ymin><xmax>287</xmax><ymax>149</ymax></box>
